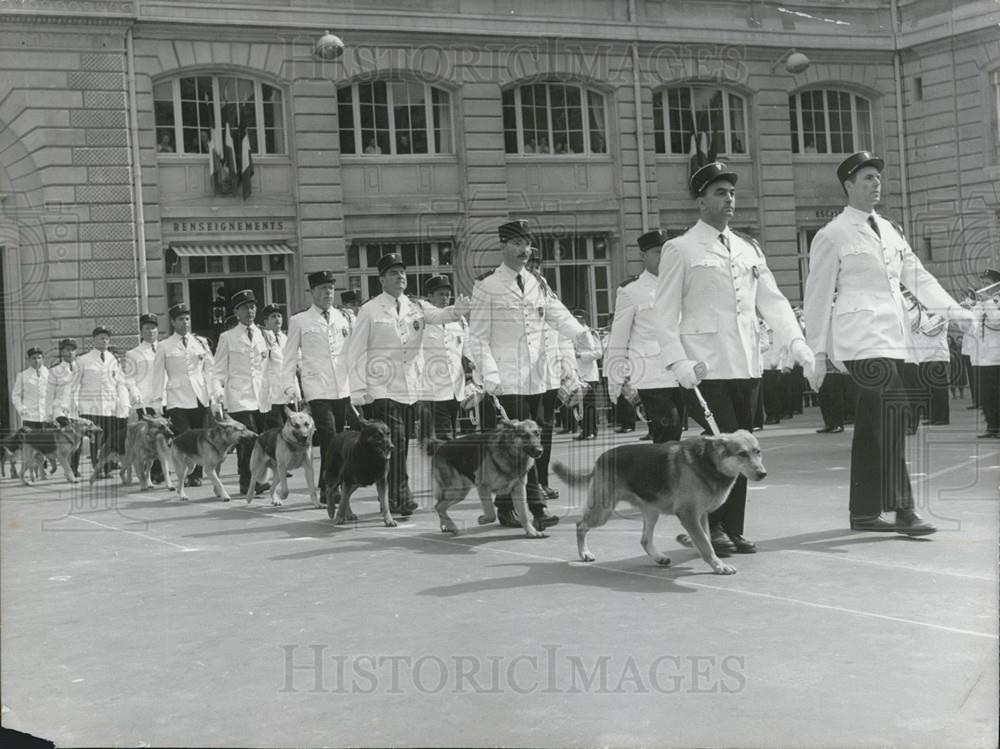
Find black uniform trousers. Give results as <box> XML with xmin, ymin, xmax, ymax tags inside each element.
<box><xmin>80</xmin><ymin>414</ymin><xmax>125</xmax><ymax>467</ymax></box>
<box><xmin>844</xmin><ymin>359</ymin><xmax>913</xmax><ymax>517</ymax></box>
<box><xmin>264</xmin><ymin>403</ymin><xmax>290</xmax><ymax>430</ymax></box>
<box><xmin>579</xmin><ymin>381</ymin><xmax>599</xmax><ymax>437</ymax></box>
<box><xmin>613</xmin><ymin>394</ymin><xmax>637</xmax><ymax>430</ymax></box>
<box><xmin>309</xmin><ymin>397</ymin><xmax>359</xmax><ymax>483</ymax></box>
<box><xmin>818</xmin><ymin>372</ymin><xmax>847</xmax><ymax>429</ymax></box>
<box><xmin>228</xmin><ymin>410</ymin><xmax>266</xmax><ymax>492</ymax></box>
<box><xmin>480</xmin><ymin>392</ymin><xmax>548</xmax><ymax>516</ymax></box>
<box><xmin>422</xmin><ymin>399</ymin><xmax>459</xmax><ymax>441</ymax></box>
<box><xmin>761</xmin><ymin>370</ymin><xmax>784</xmax><ymax>424</ymax></box>
<box><xmin>976</xmin><ymin>365</ymin><xmax>1000</xmax><ymax>434</ymax></box>
<box><xmin>363</xmin><ymin>399</ymin><xmax>413</xmax><ymax>503</ymax></box>
<box><xmin>164</xmin><ymin>405</ymin><xmax>208</xmax><ymax>479</ymax></box>
<box><xmin>637</xmin><ymin>387</ymin><xmax>685</xmax><ymax>444</ymax></box>
<box><xmin>919</xmin><ymin>361</ymin><xmax>950</xmax><ymax>424</ymax></box>
<box><xmin>533</xmin><ymin>389</ymin><xmax>559</xmax><ymax>488</ymax></box>
<box><xmin>682</xmin><ymin>378</ymin><xmax>758</xmax><ymax>536</ymax></box>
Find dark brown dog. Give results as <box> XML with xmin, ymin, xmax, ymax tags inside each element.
<box><xmin>13</xmin><ymin>418</ymin><xmax>103</xmax><ymax>486</ymax></box>
<box><xmin>321</xmin><ymin>419</ymin><xmax>394</xmax><ymax>527</ymax></box>
<box><xmin>429</xmin><ymin>419</ymin><xmax>545</xmax><ymax>538</ymax></box>
<box><xmin>553</xmin><ymin>431</ymin><xmax>767</xmax><ymax>574</ymax></box>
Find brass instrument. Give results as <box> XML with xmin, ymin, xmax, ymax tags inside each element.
<box><xmin>902</xmin><ymin>289</ymin><xmax>946</xmax><ymax>337</ymax></box>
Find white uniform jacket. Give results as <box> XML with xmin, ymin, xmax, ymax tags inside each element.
<box><xmin>125</xmin><ymin>341</ymin><xmax>161</xmax><ymax>410</ymax></box>
<box><xmin>468</xmin><ymin>264</ymin><xmax>586</xmax><ymax>395</ymax></box>
<box><xmin>11</xmin><ymin>366</ymin><xmax>49</xmax><ymax>422</ymax></box>
<box><xmin>544</xmin><ymin>327</ymin><xmax>578</xmax><ymax>391</ymax></box>
<box><xmin>46</xmin><ymin>361</ymin><xmax>78</xmax><ymax>419</ymax></box>
<box><xmin>906</xmin><ymin>305</ymin><xmax>950</xmax><ymax>365</ymax></box>
<box><xmin>151</xmin><ymin>333</ymin><xmax>215</xmax><ymax>410</ymax></box>
<box><xmin>803</xmin><ymin>206</ymin><xmax>962</xmax><ymax>363</ymax></box>
<box><xmin>213</xmin><ymin>323</ymin><xmax>269</xmax><ymax>412</ymax></box>
<box><xmin>606</xmin><ymin>271</ymin><xmax>679</xmax><ymax>392</ymax></box>
<box><xmin>419</xmin><ymin>311</ymin><xmax>468</xmax><ymax>402</ymax></box>
<box><xmin>655</xmin><ymin>220</ymin><xmax>803</xmax><ymax>380</ymax></box>
<box><xmin>976</xmin><ymin>299</ymin><xmax>1000</xmax><ymax>367</ymax></box>
<box><xmin>261</xmin><ymin>329</ymin><xmax>297</xmax><ymax>411</ymax></box>
<box><xmin>576</xmin><ymin>327</ymin><xmax>602</xmax><ymax>382</ymax></box>
<box><xmin>282</xmin><ymin>305</ymin><xmax>352</xmax><ymax>402</ymax></box>
<box><xmin>74</xmin><ymin>349</ymin><xmax>127</xmax><ymax>416</ymax></box>
<box><xmin>347</xmin><ymin>293</ymin><xmax>459</xmax><ymax>405</ymax></box>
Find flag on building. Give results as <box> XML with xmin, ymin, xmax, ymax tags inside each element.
<box><xmin>239</xmin><ymin>127</ymin><xmax>254</xmax><ymax>200</ymax></box>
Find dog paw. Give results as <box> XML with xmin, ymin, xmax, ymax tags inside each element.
<box><xmin>712</xmin><ymin>563</ymin><xmax>737</xmax><ymax>575</ymax></box>
<box><xmin>525</xmin><ymin>530</ymin><xmax>549</xmax><ymax>539</ymax></box>
<box><xmin>221</xmin><ymin>496</ymin><xmax>231</xmax><ymax>503</ymax></box>
<box><xmin>439</xmin><ymin>520</ymin><xmax>459</xmax><ymax>535</ymax></box>
<box><xmin>580</xmin><ymin>552</ymin><xmax>596</xmax><ymax>562</ymax></box>
<box><xmin>654</xmin><ymin>555</ymin><xmax>672</xmax><ymax>566</ymax></box>
<box><xmin>384</xmin><ymin>517</ymin><xmax>398</xmax><ymax>528</ymax></box>
<box><xmin>270</xmin><ymin>498</ymin><xmax>283</xmax><ymax>507</ymax></box>
<box><xmin>477</xmin><ymin>514</ymin><xmax>496</xmax><ymax>526</ymax></box>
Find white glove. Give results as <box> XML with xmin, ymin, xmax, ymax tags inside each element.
<box><xmin>451</xmin><ymin>294</ymin><xmax>472</xmax><ymax>318</ymax></box>
<box><xmin>670</xmin><ymin>359</ymin><xmax>703</xmax><ymax>390</ymax></box>
<box><xmin>350</xmin><ymin>393</ymin><xmax>371</xmax><ymax>408</ymax></box>
<box><xmin>483</xmin><ymin>375</ymin><xmax>503</xmax><ymax>397</ymax></box>
<box><xmin>608</xmin><ymin>383</ymin><xmax>622</xmax><ymax>404</ymax></box>
<box><xmin>790</xmin><ymin>339</ymin><xmax>816</xmax><ymax>384</ymax></box>
<box><xmin>574</xmin><ymin>328</ymin><xmax>595</xmax><ymax>353</ymax></box>
<box><xmin>808</xmin><ymin>353</ymin><xmax>826</xmax><ymax>393</ymax></box>
<box><xmin>950</xmin><ymin>306</ymin><xmax>976</xmax><ymax>335</ymax></box>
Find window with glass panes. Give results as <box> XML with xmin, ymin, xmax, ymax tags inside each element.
<box><xmin>993</xmin><ymin>70</ymin><xmax>1000</xmax><ymax>154</ymax></box>
<box><xmin>789</xmin><ymin>89</ymin><xmax>873</xmax><ymax>154</ymax></box>
<box><xmin>652</xmin><ymin>86</ymin><xmax>748</xmax><ymax>156</ymax></box>
<box><xmin>153</xmin><ymin>75</ymin><xmax>285</xmax><ymax>155</ymax></box>
<box><xmin>502</xmin><ymin>84</ymin><xmax>608</xmax><ymax>155</ymax></box>
<box><xmin>337</xmin><ymin>81</ymin><xmax>453</xmax><ymax>156</ymax></box>
<box><xmin>534</xmin><ymin>234</ymin><xmax>612</xmax><ymax>327</ymax></box>
<box><xmin>346</xmin><ymin>240</ymin><xmax>455</xmax><ymax>300</ymax></box>
<box><xmin>163</xmin><ymin>250</ymin><xmax>289</xmax><ymax>307</ymax></box>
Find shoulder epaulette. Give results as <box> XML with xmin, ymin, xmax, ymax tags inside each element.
<box><xmin>195</xmin><ymin>335</ymin><xmax>211</xmax><ymax>348</ymax></box>
<box><xmin>475</xmin><ymin>269</ymin><xmax>495</xmax><ymax>282</ymax></box>
<box><xmin>618</xmin><ymin>274</ymin><xmax>639</xmax><ymax>288</ymax></box>
<box><xmin>887</xmin><ymin>217</ymin><xmax>907</xmax><ymax>240</ymax></box>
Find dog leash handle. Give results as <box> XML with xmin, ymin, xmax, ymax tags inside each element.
<box><xmin>691</xmin><ymin>361</ymin><xmax>720</xmax><ymax>435</ymax></box>
<box><xmin>490</xmin><ymin>394</ymin><xmax>510</xmax><ymax>422</ymax></box>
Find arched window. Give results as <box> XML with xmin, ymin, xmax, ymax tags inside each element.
<box><xmin>153</xmin><ymin>75</ymin><xmax>285</xmax><ymax>155</ymax></box>
<box><xmin>789</xmin><ymin>89</ymin><xmax>873</xmax><ymax>154</ymax></box>
<box><xmin>502</xmin><ymin>83</ymin><xmax>608</xmax><ymax>155</ymax></box>
<box><xmin>653</xmin><ymin>86</ymin><xmax>748</xmax><ymax>156</ymax></box>
<box><xmin>337</xmin><ymin>81</ymin><xmax>453</xmax><ymax>156</ymax></box>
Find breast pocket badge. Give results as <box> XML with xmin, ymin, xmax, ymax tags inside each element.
<box><xmin>537</xmin><ymin>306</ymin><xmax>544</xmax><ymax>318</ymax></box>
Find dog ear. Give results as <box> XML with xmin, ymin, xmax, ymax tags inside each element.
<box><xmin>284</xmin><ymin>405</ymin><xmax>296</xmax><ymax>419</ymax></box>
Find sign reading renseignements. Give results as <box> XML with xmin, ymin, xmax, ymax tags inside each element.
<box><xmin>170</xmin><ymin>220</ymin><xmax>287</xmax><ymax>233</ymax></box>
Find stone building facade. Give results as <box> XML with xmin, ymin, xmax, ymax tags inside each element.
<box><xmin>1</xmin><ymin>0</ymin><xmax>997</xmax><ymax>423</ymax></box>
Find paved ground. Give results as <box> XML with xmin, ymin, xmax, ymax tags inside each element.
<box><xmin>1</xmin><ymin>401</ymin><xmax>997</xmax><ymax>748</ymax></box>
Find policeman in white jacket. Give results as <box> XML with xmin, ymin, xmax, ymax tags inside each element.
<box><xmin>47</xmin><ymin>339</ymin><xmax>79</xmax><ymax>422</ymax></box>
<box><xmin>151</xmin><ymin>304</ymin><xmax>216</xmax><ymax>485</ymax></box>
<box><xmin>11</xmin><ymin>347</ymin><xmax>49</xmax><ymax>429</ymax></box>
<box><xmin>125</xmin><ymin>313</ymin><xmax>163</xmax><ymax>417</ymax></box>
<box><xmin>655</xmin><ymin>163</ymin><xmax>814</xmax><ymax>556</ymax></box>
<box><xmin>418</xmin><ymin>274</ymin><xmax>468</xmax><ymax>441</ymax></box>
<box><xmin>607</xmin><ymin>229</ymin><xmax>684</xmax><ymax>444</ymax></box>
<box><xmin>282</xmin><ymin>270</ymin><xmax>354</xmax><ymax>487</ymax></box>
<box><xmin>347</xmin><ymin>253</ymin><xmax>470</xmax><ymax>517</ymax></box>
<box><xmin>468</xmin><ymin>219</ymin><xmax>594</xmax><ymax>530</ymax></box>
<box><xmin>74</xmin><ymin>326</ymin><xmax>130</xmax><ymax>472</ymax></box>
<box><xmin>213</xmin><ymin>289</ymin><xmax>270</xmax><ymax>494</ymax></box>
<box><xmin>803</xmin><ymin>151</ymin><xmax>975</xmax><ymax>535</ymax></box>
<box><xmin>260</xmin><ymin>303</ymin><xmax>297</xmax><ymax>428</ymax></box>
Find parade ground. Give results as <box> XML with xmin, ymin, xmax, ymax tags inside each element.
<box><xmin>2</xmin><ymin>403</ymin><xmax>997</xmax><ymax>749</ymax></box>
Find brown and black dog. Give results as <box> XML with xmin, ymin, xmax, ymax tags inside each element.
<box><xmin>246</xmin><ymin>407</ymin><xmax>318</xmax><ymax>507</ymax></box>
<box><xmin>321</xmin><ymin>419</ymin><xmax>394</xmax><ymax>526</ymax></box>
<box><xmin>429</xmin><ymin>419</ymin><xmax>546</xmax><ymax>538</ymax></box>
<box><xmin>553</xmin><ymin>431</ymin><xmax>767</xmax><ymax>574</ymax></box>
<box><xmin>90</xmin><ymin>415</ymin><xmax>175</xmax><ymax>490</ymax></box>
<box><xmin>171</xmin><ymin>418</ymin><xmax>257</xmax><ymax>501</ymax></box>
<box><xmin>12</xmin><ymin>418</ymin><xmax>103</xmax><ymax>486</ymax></box>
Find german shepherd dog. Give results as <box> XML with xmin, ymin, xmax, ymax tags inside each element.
<box><xmin>13</xmin><ymin>418</ymin><xmax>103</xmax><ymax>486</ymax></box>
<box><xmin>122</xmin><ymin>415</ymin><xmax>175</xmax><ymax>491</ymax></box>
<box><xmin>321</xmin><ymin>419</ymin><xmax>394</xmax><ymax>527</ymax></box>
<box><xmin>171</xmin><ymin>418</ymin><xmax>258</xmax><ymax>501</ymax></box>
<box><xmin>552</xmin><ymin>431</ymin><xmax>767</xmax><ymax>575</ymax></box>
<box><xmin>429</xmin><ymin>419</ymin><xmax>546</xmax><ymax>538</ymax></box>
<box><xmin>245</xmin><ymin>407</ymin><xmax>318</xmax><ymax>507</ymax></box>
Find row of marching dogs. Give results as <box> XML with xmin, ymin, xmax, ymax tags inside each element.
<box><xmin>2</xmin><ymin>403</ymin><xmax>768</xmax><ymax>576</ymax></box>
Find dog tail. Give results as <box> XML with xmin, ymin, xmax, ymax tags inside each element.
<box><xmin>551</xmin><ymin>460</ymin><xmax>593</xmax><ymax>488</ymax></box>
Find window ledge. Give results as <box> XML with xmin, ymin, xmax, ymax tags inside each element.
<box><xmin>340</xmin><ymin>154</ymin><xmax>458</xmax><ymax>162</ymax></box>
<box><xmin>654</xmin><ymin>154</ymin><xmax>752</xmax><ymax>162</ymax></box>
<box><xmin>155</xmin><ymin>153</ymin><xmax>291</xmax><ymax>162</ymax></box>
<box><xmin>506</xmin><ymin>154</ymin><xmax>613</xmax><ymax>160</ymax></box>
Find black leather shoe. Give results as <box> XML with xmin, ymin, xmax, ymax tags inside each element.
<box><xmin>255</xmin><ymin>482</ymin><xmax>271</xmax><ymax>496</ymax></box>
<box><xmin>532</xmin><ymin>512</ymin><xmax>560</xmax><ymax>531</ymax></box>
<box><xmin>976</xmin><ymin>431</ymin><xmax>1000</xmax><ymax>439</ymax></box>
<box><xmin>639</xmin><ymin>434</ymin><xmax>652</xmax><ymax>441</ymax></box>
<box><xmin>850</xmin><ymin>513</ymin><xmax>898</xmax><ymax>532</ymax></box>
<box><xmin>710</xmin><ymin>527</ymin><xmax>734</xmax><ymax>557</ymax></box>
<box><xmin>497</xmin><ymin>508</ymin><xmax>520</xmax><ymax>528</ymax></box>
<box><xmin>542</xmin><ymin>486</ymin><xmax>559</xmax><ymax>500</ymax></box>
<box><xmin>727</xmin><ymin>533</ymin><xmax>757</xmax><ymax>553</ymax></box>
<box><xmin>816</xmin><ymin>425</ymin><xmax>844</xmax><ymax>433</ymax></box>
<box><xmin>894</xmin><ymin>509</ymin><xmax>937</xmax><ymax>536</ymax></box>
<box><xmin>765</xmin><ymin>418</ymin><xmax>780</xmax><ymax>425</ymax></box>
<box><xmin>184</xmin><ymin>477</ymin><xmax>202</xmax><ymax>488</ymax></box>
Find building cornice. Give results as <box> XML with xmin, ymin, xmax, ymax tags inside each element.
<box><xmin>0</xmin><ymin>0</ymin><xmax>135</xmax><ymax>25</ymax></box>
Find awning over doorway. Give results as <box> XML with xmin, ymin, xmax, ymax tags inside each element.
<box><xmin>168</xmin><ymin>242</ymin><xmax>294</xmax><ymax>257</ymax></box>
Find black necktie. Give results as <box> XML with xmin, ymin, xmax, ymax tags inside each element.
<box><xmin>322</xmin><ymin>309</ymin><xmax>330</xmax><ymax>323</ymax></box>
<box><xmin>100</xmin><ymin>352</ymin><xmax>105</xmax><ymax>362</ymax></box>
<box><xmin>151</xmin><ymin>342</ymin><xmax>156</xmax><ymax>353</ymax></box>
<box><xmin>182</xmin><ymin>335</ymin><xmax>188</xmax><ymax>348</ymax></box>
<box><xmin>719</xmin><ymin>233</ymin><xmax>730</xmax><ymax>253</ymax></box>
<box><xmin>867</xmin><ymin>215</ymin><xmax>881</xmax><ymax>239</ymax></box>
<box><xmin>247</xmin><ymin>326</ymin><xmax>253</xmax><ymax>342</ymax></box>
<box><xmin>516</xmin><ymin>274</ymin><xmax>525</xmax><ymax>293</ymax></box>
<box><xmin>395</xmin><ymin>299</ymin><xmax>401</xmax><ymax>315</ymax></box>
